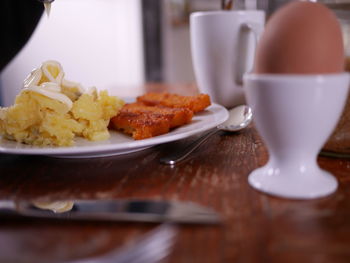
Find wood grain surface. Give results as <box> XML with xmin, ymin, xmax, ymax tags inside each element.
<box><xmin>1</xmin><ymin>85</ymin><xmax>350</xmax><ymax>263</ymax></box>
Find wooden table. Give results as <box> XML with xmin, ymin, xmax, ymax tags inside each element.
<box><xmin>1</xmin><ymin>84</ymin><xmax>350</xmax><ymax>263</ymax></box>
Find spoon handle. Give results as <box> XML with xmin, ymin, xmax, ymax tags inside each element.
<box><xmin>160</xmin><ymin>128</ymin><xmax>219</xmax><ymax>165</ymax></box>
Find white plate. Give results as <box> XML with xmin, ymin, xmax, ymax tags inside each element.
<box><xmin>0</xmin><ymin>103</ymin><xmax>228</xmax><ymax>158</ymax></box>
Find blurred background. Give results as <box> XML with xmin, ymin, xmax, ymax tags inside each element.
<box><xmin>0</xmin><ymin>0</ymin><xmax>265</xmax><ymax>106</ymax></box>
<box><xmin>0</xmin><ymin>0</ymin><xmax>348</xmax><ymax>106</ymax></box>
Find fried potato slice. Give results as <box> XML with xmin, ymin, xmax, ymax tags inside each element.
<box><xmin>136</xmin><ymin>92</ymin><xmax>211</xmax><ymax>113</ymax></box>
<box><xmin>110</xmin><ymin>102</ymin><xmax>193</xmax><ymax>140</ymax></box>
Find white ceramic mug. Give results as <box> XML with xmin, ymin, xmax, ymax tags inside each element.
<box><xmin>190</xmin><ymin>10</ymin><xmax>265</xmax><ymax>108</ymax></box>
<box><xmin>244</xmin><ymin>73</ymin><xmax>350</xmax><ymax>199</ymax></box>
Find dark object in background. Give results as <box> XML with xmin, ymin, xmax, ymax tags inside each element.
<box><xmin>222</xmin><ymin>0</ymin><xmax>234</xmax><ymax>10</ymax></box>
<box><xmin>142</xmin><ymin>0</ymin><xmax>163</xmax><ymax>82</ymax></box>
<box><xmin>0</xmin><ymin>1</ymin><xmax>43</xmax><ymax>72</ymax></box>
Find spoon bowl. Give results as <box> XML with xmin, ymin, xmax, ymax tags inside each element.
<box><xmin>218</xmin><ymin>105</ymin><xmax>253</xmax><ymax>132</ymax></box>
<box><xmin>160</xmin><ymin>105</ymin><xmax>253</xmax><ymax>165</ymax></box>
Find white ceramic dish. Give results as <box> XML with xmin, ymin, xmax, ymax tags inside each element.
<box><xmin>245</xmin><ymin>73</ymin><xmax>350</xmax><ymax>199</ymax></box>
<box><xmin>0</xmin><ymin>103</ymin><xmax>228</xmax><ymax>158</ymax></box>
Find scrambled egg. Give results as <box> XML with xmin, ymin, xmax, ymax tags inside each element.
<box><xmin>0</xmin><ymin>60</ymin><xmax>124</xmax><ymax>146</ymax></box>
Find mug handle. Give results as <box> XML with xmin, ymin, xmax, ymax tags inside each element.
<box><xmin>235</xmin><ymin>22</ymin><xmax>264</xmax><ymax>85</ymax></box>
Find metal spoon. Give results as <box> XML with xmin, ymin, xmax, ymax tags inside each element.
<box><xmin>160</xmin><ymin>105</ymin><xmax>253</xmax><ymax>165</ymax></box>
<box><xmin>37</xmin><ymin>0</ymin><xmax>55</xmax><ymax>3</ymax></box>
<box><xmin>37</xmin><ymin>0</ymin><xmax>55</xmax><ymax>16</ymax></box>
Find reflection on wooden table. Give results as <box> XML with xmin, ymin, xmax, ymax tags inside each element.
<box><xmin>1</xmin><ymin>84</ymin><xmax>350</xmax><ymax>263</ymax></box>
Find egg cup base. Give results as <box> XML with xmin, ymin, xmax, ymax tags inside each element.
<box><xmin>248</xmin><ymin>162</ymin><xmax>338</xmax><ymax>199</ymax></box>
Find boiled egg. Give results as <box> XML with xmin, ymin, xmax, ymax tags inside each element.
<box><xmin>254</xmin><ymin>1</ymin><xmax>345</xmax><ymax>74</ymax></box>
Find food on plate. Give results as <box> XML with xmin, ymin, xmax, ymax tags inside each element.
<box><xmin>110</xmin><ymin>102</ymin><xmax>194</xmax><ymax>140</ymax></box>
<box><xmin>137</xmin><ymin>92</ymin><xmax>211</xmax><ymax>113</ymax></box>
<box><xmin>0</xmin><ymin>60</ymin><xmax>124</xmax><ymax>146</ymax></box>
<box><xmin>254</xmin><ymin>1</ymin><xmax>344</xmax><ymax>74</ymax></box>
<box><xmin>118</xmin><ymin>103</ymin><xmax>194</xmax><ymax>128</ymax></box>
<box><xmin>32</xmin><ymin>200</ymin><xmax>74</xmax><ymax>213</ymax></box>
<box><xmin>110</xmin><ymin>93</ymin><xmax>211</xmax><ymax>140</ymax></box>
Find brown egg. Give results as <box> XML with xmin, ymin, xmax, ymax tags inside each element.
<box><xmin>254</xmin><ymin>1</ymin><xmax>345</xmax><ymax>74</ymax></box>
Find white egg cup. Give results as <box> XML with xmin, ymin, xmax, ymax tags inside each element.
<box><xmin>244</xmin><ymin>73</ymin><xmax>350</xmax><ymax>199</ymax></box>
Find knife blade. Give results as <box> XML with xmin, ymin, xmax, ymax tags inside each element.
<box><xmin>0</xmin><ymin>199</ymin><xmax>221</xmax><ymax>224</ymax></box>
